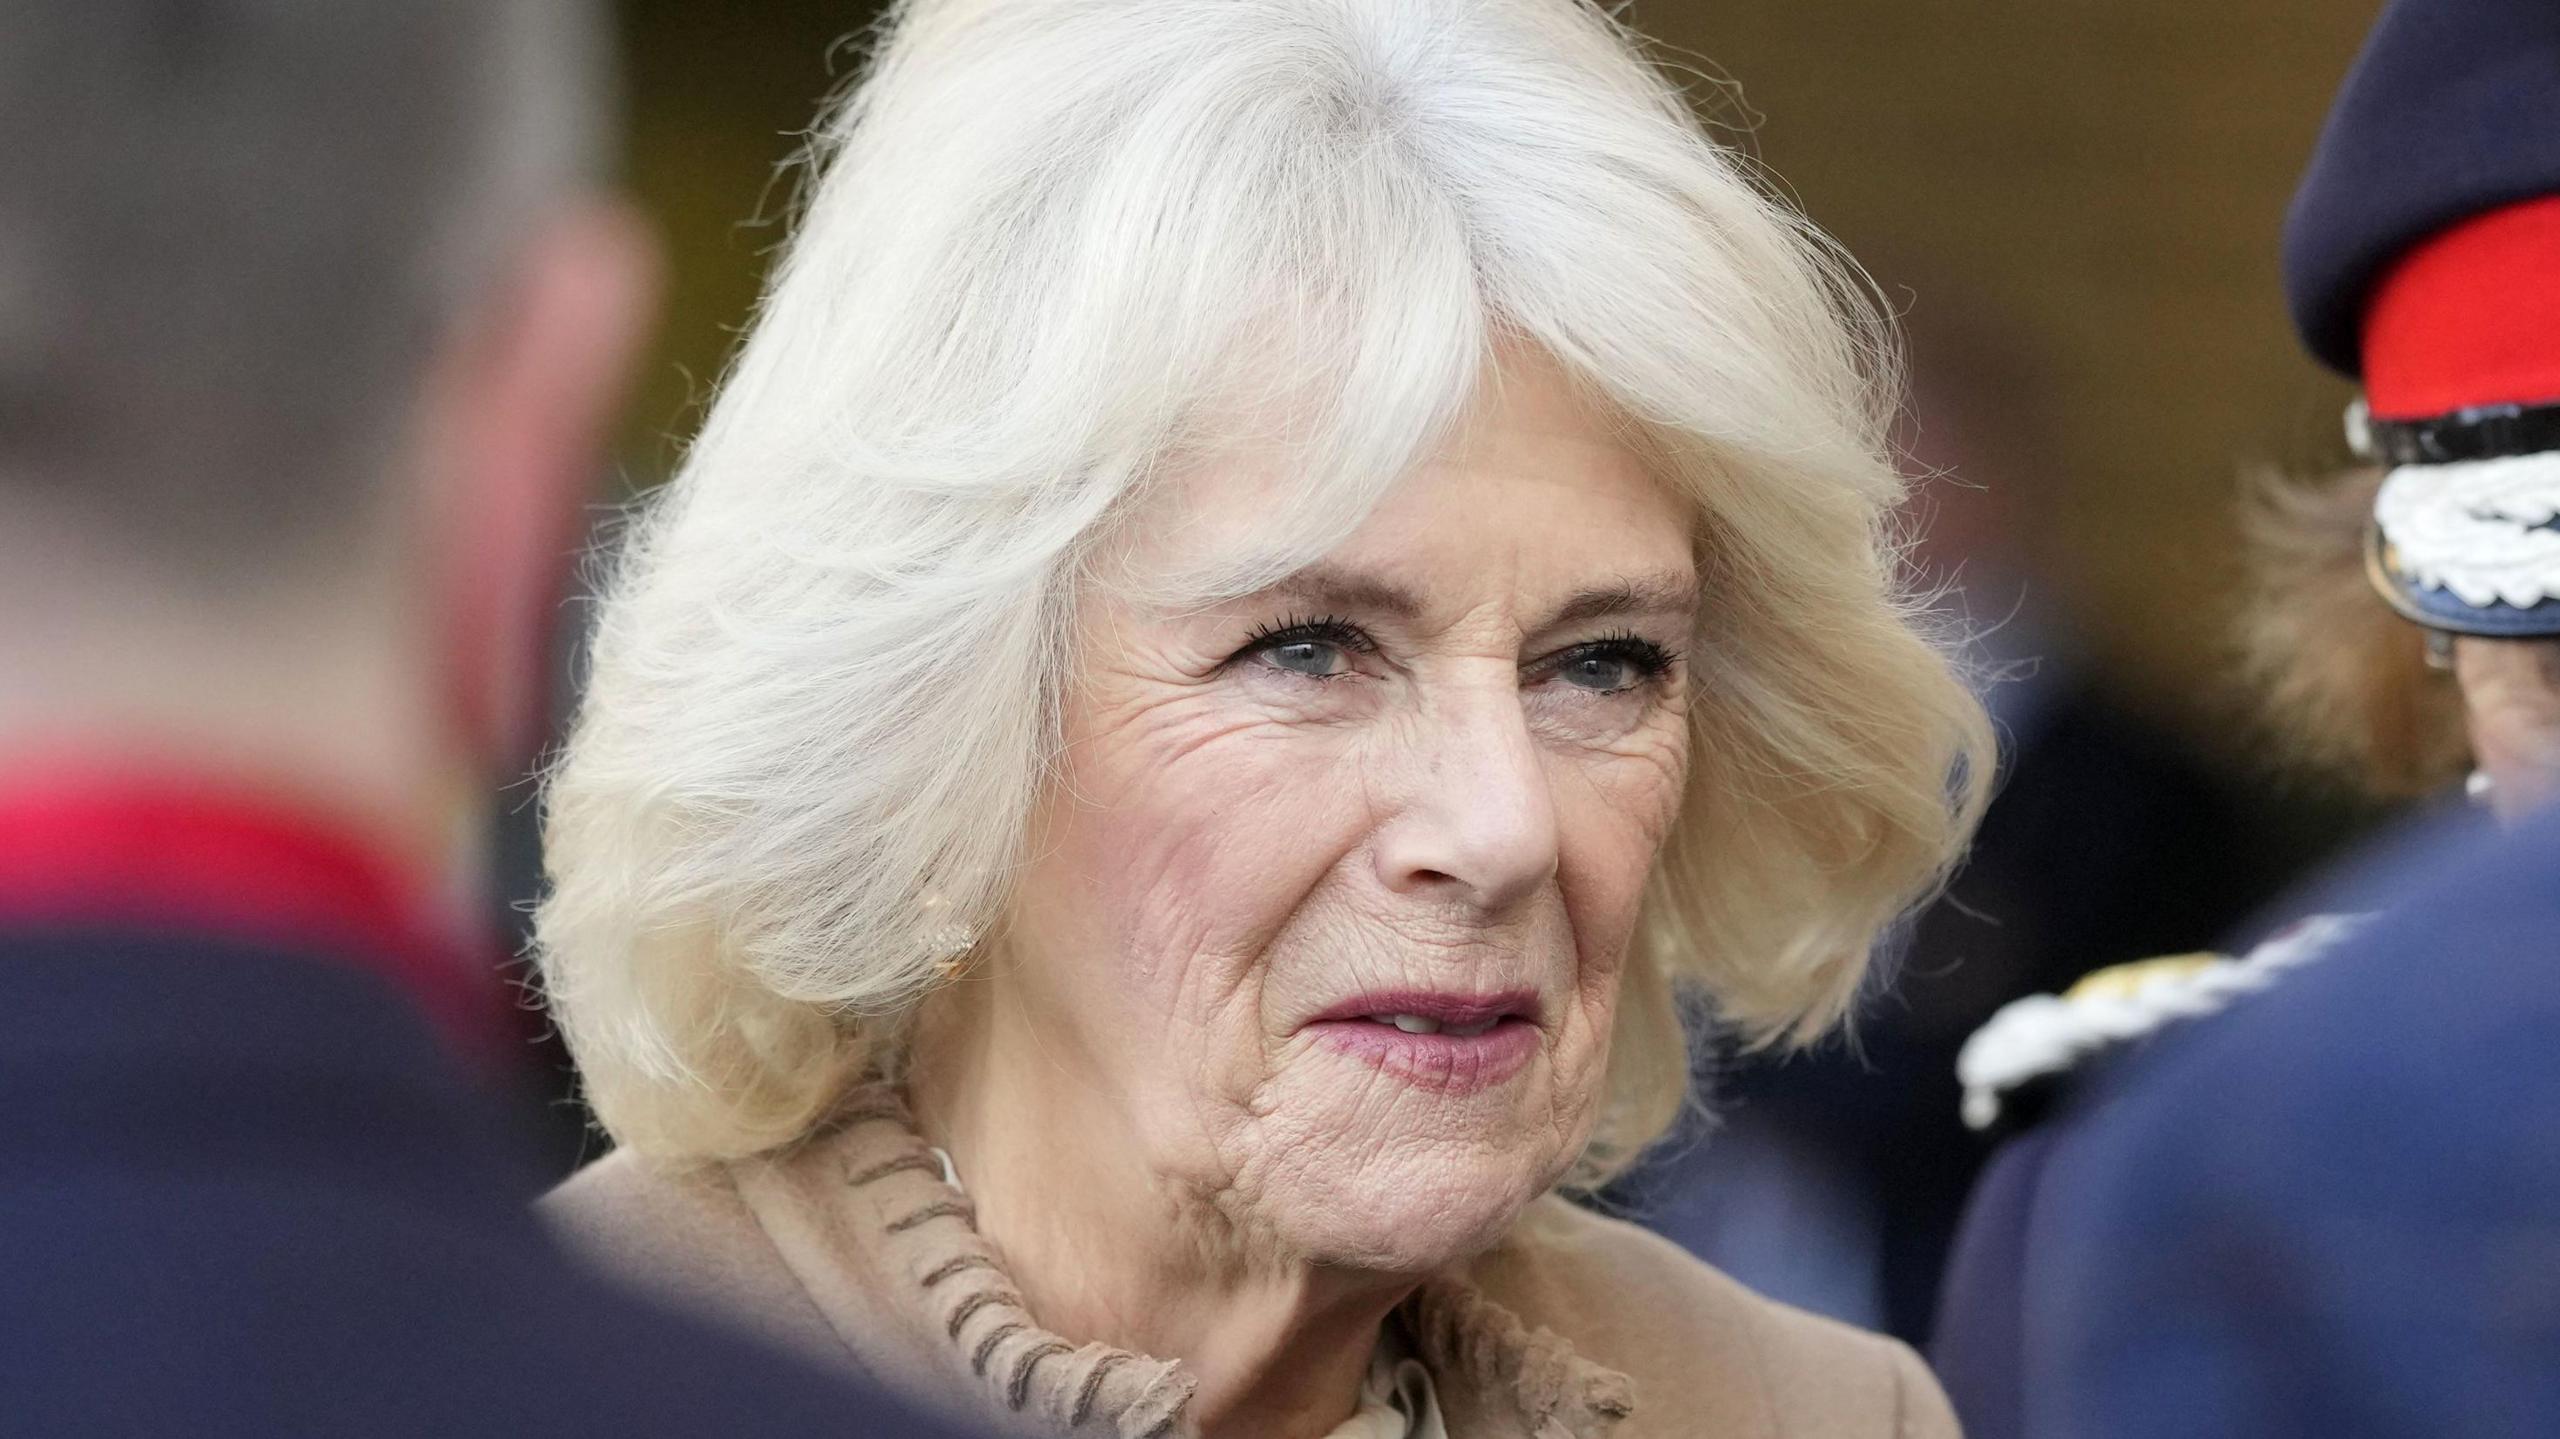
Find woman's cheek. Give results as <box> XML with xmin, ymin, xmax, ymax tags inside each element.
<box><xmin>1569</xmin><ymin>719</ymin><xmax>1689</xmax><ymax>863</ymax></box>
<box><xmin>1064</xmin><ymin>705</ymin><xmax>1366</xmax><ymax>967</ymax></box>
<box><xmin>1556</xmin><ymin>728</ymin><xmax>1685</xmax><ymax>993</ymax></box>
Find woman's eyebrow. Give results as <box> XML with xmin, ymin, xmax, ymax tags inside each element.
<box><xmin>1251</xmin><ymin>566</ymin><xmax>1697</xmax><ymax>629</ymax></box>
<box><xmin>1255</xmin><ymin>565</ymin><xmax>1427</xmax><ymax>619</ymax></box>
<box><xmin>1543</xmin><ymin>574</ymin><xmax>1699</xmax><ymax>629</ymax></box>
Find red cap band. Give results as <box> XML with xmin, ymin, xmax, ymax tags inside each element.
<box><xmin>2361</xmin><ymin>195</ymin><xmax>2560</xmax><ymax>422</ymax></box>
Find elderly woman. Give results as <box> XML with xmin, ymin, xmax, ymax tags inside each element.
<box><xmin>537</xmin><ymin>1</ymin><xmax>1989</xmax><ymax>1435</ymax></box>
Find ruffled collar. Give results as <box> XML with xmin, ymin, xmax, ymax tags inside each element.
<box><xmin>728</xmin><ymin>1082</ymin><xmax>1633</xmax><ymax>1438</ymax></box>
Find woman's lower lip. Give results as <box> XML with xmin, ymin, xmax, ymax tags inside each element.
<box><xmin>1305</xmin><ymin>1017</ymin><xmax>1539</xmax><ymax>1094</ymax></box>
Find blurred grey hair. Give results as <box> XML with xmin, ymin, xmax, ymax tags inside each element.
<box><xmin>539</xmin><ymin>0</ymin><xmax>1993</xmax><ymax>1179</ymax></box>
<box><xmin>0</xmin><ymin>1</ymin><xmax>608</xmax><ymax>583</ymax></box>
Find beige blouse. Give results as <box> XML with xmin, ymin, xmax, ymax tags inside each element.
<box><xmin>543</xmin><ymin>1083</ymin><xmax>1960</xmax><ymax>1438</ymax></box>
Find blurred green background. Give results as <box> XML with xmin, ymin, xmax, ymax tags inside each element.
<box><xmin>612</xmin><ymin>0</ymin><xmax>2381</xmax><ymax>764</ymax></box>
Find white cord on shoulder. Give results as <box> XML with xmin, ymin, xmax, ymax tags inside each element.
<box><xmin>1955</xmin><ymin>914</ymin><xmax>2365</xmax><ymax>1131</ymax></box>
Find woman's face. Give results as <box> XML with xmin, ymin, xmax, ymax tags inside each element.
<box><xmin>1000</xmin><ymin>360</ymin><xmax>1696</xmax><ymax>1272</ymax></box>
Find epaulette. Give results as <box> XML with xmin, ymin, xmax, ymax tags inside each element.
<box><xmin>1955</xmin><ymin>914</ymin><xmax>2365</xmax><ymax>1132</ymax></box>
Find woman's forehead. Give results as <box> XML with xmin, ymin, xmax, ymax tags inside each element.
<box><xmin>1104</xmin><ymin>397</ymin><xmax>1696</xmax><ymax>628</ymax></box>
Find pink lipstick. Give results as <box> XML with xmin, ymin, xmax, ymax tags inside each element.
<box><xmin>1303</xmin><ymin>989</ymin><xmax>1542</xmax><ymax>1095</ymax></box>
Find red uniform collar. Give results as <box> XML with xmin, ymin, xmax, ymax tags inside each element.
<box><xmin>0</xmin><ymin>769</ymin><xmax>518</xmax><ymax>1068</ymax></box>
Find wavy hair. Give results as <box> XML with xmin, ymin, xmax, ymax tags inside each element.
<box><xmin>537</xmin><ymin>0</ymin><xmax>1993</xmax><ymax>1178</ymax></box>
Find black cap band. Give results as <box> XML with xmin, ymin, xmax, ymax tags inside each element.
<box><xmin>2360</xmin><ymin>400</ymin><xmax>2560</xmax><ymax>467</ymax></box>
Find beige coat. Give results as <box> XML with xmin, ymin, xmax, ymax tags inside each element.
<box><xmin>544</xmin><ymin>1084</ymin><xmax>1958</xmax><ymax>1439</ymax></box>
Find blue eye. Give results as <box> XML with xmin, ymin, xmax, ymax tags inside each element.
<box><xmin>1548</xmin><ymin>635</ymin><xmax>1677</xmax><ymax>693</ymax></box>
<box><xmin>1559</xmin><ymin>652</ymin><xmax>1638</xmax><ymax>691</ymax></box>
<box><xmin>1233</xmin><ymin>615</ymin><xmax>1374</xmax><ymax>681</ymax></box>
<box><xmin>1264</xmin><ymin>638</ymin><xmax>1348</xmax><ymax>677</ymax></box>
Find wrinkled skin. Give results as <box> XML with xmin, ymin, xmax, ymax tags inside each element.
<box><xmin>907</xmin><ymin>357</ymin><xmax>1697</xmax><ymax>1434</ymax></box>
<box><xmin>2455</xmin><ymin>636</ymin><xmax>2560</xmax><ymax>822</ymax></box>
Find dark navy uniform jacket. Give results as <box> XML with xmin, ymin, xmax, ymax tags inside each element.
<box><xmin>1935</xmin><ymin>798</ymin><xmax>2560</xmax><ymax>1423</ymax></box>
<box><xmin>0</xmin><ymin>781</ymin><xmax>980</xmax><ymax>1438</ymax></box>
<box><xmin>1935</xmin><ymin>802</ymin><xmax>2560</xmax><ymax>1437</ymax></box>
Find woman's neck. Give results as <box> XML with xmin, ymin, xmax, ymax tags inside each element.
<box><xmin>906</xmin><ymin>984</ymin><xmax>1410</xmax><ymax>1439</ymax></box>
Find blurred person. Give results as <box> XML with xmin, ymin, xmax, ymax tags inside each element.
<box><xmin>1933</xmin><ymin>0</ymin><xmax>2560</xmax><ymax>1432</ymax></box>
<box><xmin>0</xmin><ymin>5</ymin><xmax>990</xmax><ymax>1435</ymax></box>
<box><xmin>1610</xmin><ymin>302</ymin><xmax>2277</xmax><ymax>1339</ymax></box>
<box><xmin>533</xmin><ymin>1</ymin><xmax>1994</xmax><ymax>1435</ymax></box>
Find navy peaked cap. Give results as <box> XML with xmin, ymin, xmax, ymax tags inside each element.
<box><xmin>2283</xmin><ymin>0</ymin><xmax>2560</xmax><ymax>378</ymax></box>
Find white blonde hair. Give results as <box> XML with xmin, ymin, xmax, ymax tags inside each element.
<box><xmin>538</xmin><ymin>0</ymin><xmax>1992</xmax><ymax>1179</ymax></box>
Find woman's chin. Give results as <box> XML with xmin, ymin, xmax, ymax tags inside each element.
<box><xmin>1263</xmin><ymin>1151</ymin><xmax>1557</xmax><ymax>1276</ymax></box>
<box><xmin>1215</xmin><ymin>1058</ymin><xmax>1597</xmax><ymax>1273</ymax></box>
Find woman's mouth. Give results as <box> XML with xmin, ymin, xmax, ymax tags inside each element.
<box><xmin>1370</xmin><ymin>1012</ymin><xmax>1501</xmax><ymax>1038</ymax></box>
<box><xmin>1303</xmin><ymin>990</ymin><xmax>1542</xmax><ymax>1094</ymax></box>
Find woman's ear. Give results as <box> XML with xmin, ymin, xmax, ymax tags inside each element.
<box><xmin>418</xmin><ymin>200</ymin><xmax>662</xmax><ymax>778</ymax></box>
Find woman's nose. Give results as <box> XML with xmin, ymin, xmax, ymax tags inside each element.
<box><xmin>1370</xmin><ymin>689</ymin><xmax>1560</xmax><ymax>912</ymax></box>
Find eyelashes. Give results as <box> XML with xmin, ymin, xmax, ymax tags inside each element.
<box><xmin>1237</xmin><ymin>614</ymin><xmax>1375</xmax><ymax>656</ymax></box>
<box><xmin>1226</xmin><ymin>614</ymin><xmax>1374</xmax><ymax>682</ymax></box>
<box><xmin>1535</xmin><ymin>629</ymin><xmax>1679</xmax><ymax>696</ymax></box>
<box><xmin>1223</xmin><ymin>616</ymin><xmax>1680</xmax><ymax>693</ymax></box>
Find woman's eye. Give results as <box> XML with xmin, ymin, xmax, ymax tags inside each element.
<box><xmin>1231</xmin><ymin>615</ymin><xmax>1373</xmax><ymax>681</ymax></box>
<box><xmin>1262</xmin><ymin>639</ymin><xmax>1348</xmax><ymax>677</ymax></box>
<box><xmin>1545</xmin><ymin>636</ymin><xmax>1677</xmax><ymax>695</ymax></box>
<box><xmin>1558</xmin><ymin>651</ymin><xmax>1640</xmax><ymax>692</ymax></box>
